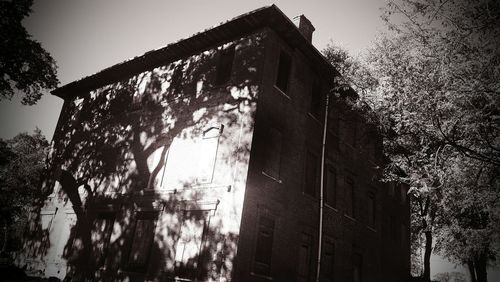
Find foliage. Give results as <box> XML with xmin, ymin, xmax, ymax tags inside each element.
<box><xmin>433</xmin><ymin>271</ymin><xmax>467</xmax><ymax>282</ymax></box>
<box><xmin>0</xmin><ymin>0</ymin><xmax>58</xmax><ymax>105</ymax></box>
<box><xmin>323</xmin><ymin>1</ymin><xmax>500</xmax><ymax>280</ymax></box>
<box><xmin>374</xmin><ymin>1</ymin><xmax>500</xmax><ymax>280</ymax></box>
<box><xmin>0</xmin><ymin>129</ymin><xmax>49</xmax><ymax>251</ymax></box>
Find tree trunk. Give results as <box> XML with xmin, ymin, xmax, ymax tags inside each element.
<box><xmin>468</xmin><ymin>260</ymin><xmax>477</xmax><ymax>282</ymax></box>
<box><xmin>423</xmin><ymin>230</ymin><xmax>432</xmax><ymax>282</ymax></box>
<box><xmin>57</xmin><ymin>170</ymin><xmax>93</xmax><ymax>280</ymax></box>
<box><xmin>475</xmin><ymin>253</ymin><xmax>488</xmax><ymax>282</ymax></box>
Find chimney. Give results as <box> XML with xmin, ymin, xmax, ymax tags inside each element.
<box><xmin>293</xmin><ymin>15</ymin><xmax>315</xmax><ymax>43</ymax></box>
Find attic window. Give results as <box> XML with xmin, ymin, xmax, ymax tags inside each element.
<box><xmin>275</xmin><ymin>50</ymin><xmax>291</xmax><ymax>93</ymax></box>
<box><xmin>215</xmin><ymin>45</ymin><xmax>235</xmax><ymax>85</ymax></box>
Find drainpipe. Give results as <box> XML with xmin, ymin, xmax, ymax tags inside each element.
<box><xmin>316</xmin><ymin>92</ymin><xmax>330</xmax><ymax>282</ymax></box>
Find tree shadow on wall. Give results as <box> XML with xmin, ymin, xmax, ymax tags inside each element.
<box><xmin>22</xmin><ymin>32</ymin><xmax>266</xmax><ymax>281</ymax></box>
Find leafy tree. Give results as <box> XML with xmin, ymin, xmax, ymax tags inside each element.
<box><xmin>0</xmin><ymin>0</ymin><xmax>58</xmax><ymax>105</ymax></box>
<box><xmin>0</xmin><ymin>129</ymin><xmax>49</xmax><ymax>252</ymax></box>
<box><xmin>372</xmin><ymin>1</ymin><xmax>500</xmax><ymax>281</ymax></box>
<box><xmin>323</xmin><ymin>1</ymin><xmax>500</xmax><ymax>281</ymax></box>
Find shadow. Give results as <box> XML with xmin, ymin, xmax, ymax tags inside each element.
<box><xmin>19</xmin><ymin>32</ymin><xmax>266</xmax><ymax>281</ymax></box>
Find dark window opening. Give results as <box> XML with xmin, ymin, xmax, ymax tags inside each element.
<box><xmin>298</xmin><ymin>233</ymin><xmax>313</xmax><ymax>281</ymax></box>
<box><xmin>304</xmin><ymin>150</ymin><xmax>319</xmax><ymax>197</ymax></box>
<box><xmin>128</xmin><ymin>211</ymin><xmax>158</xmax><ymax>272</ymax></box>
<box><xmin>367</xmin><ymin>192</ymin><xmax>376</xmax><ymax>227</ymax></box>
<box><xmin>345</xmin><ymin>177</ymin><xmax>355</xmax><ymax>218</ymax></box>
<box><xmin>325</xmin><ymin>166</ymin><xmax>337</xmax><ymax>207</ymax></box>
<box><xmin>310</xmin><ymin>80</ymin><xmax>322</xmax><ymax>118</ymax></box>
<box><xmin>254</xmin><ymin>216</ymin><xmax>275</xmax><ymax>276</ymax></box>
<box><xmin>215</xmin><ymin>45</ymin><xmax>235</xmax><ymax>85</ymax></box>
<box><xmin>275</xmin><ymin>50</ymin><xmax>291</xmax><ymax>93</ymax></box>
<box><xmin>321</xmin><ymin>241</ymin><xmax>335</xmax><ymax>281</ymax></box>
<box><xmin>263</xmin><ymin>128</ymin><xmax>282</xmax><ymax>179</ymax></box>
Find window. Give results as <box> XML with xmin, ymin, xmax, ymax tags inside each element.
<box><xmin>304</xmin><ymin>150</ymin><xmax>319</xmax><ymax>197</ymax></box>
<box><xmin>215</xmin><ymin>45</ymin><xmax>235</xmax><ymax>85</ymax></box>
<box><xmin>174</xmin><ymin>210</ymin><xmax>208</xmax><ymax>279</ymax></box>
<box><xmin>263</xmin><ymin>128</ymin><xmax>282</xmax><ymax>179</ymax></box>
<box><xmin>345</xmin><ymin>177</ymin><xmax>355</xmax><ymax>218</ymax></box>
<box><xmin>298</xmin><ymin>233</ymin><xmax>313</xmax><ymax>282</ymax></box>
<box><xmin>161</xmin><ymin>124</ymin><xmax>223</xmax><ymax>188</ymax></box>
<box><xmin>310</xmin><ymin>80</ymin><xmax>322</xmax><ymax>118</ymax></box>
<box><xmin>197</xmin><ymin>125</ymin><xmax>223</xmax><ymax>184</ymax></box>
<box><xmin>91</xmin><ymin>212</ymin><xmax>115</xmax><ymax>268</ymax></box>
<box><xmin>321</xmin><ymin>241</ymin><xmax>335</xmax><ymax>281</ymax></box>
<box><xmin>254</xmin><ymin>216</ymin><xmax>275</xmax><ymax>276</ymax></box>
<box><xmin>128</xmin><ymin>211</ymin><xmax>158</xmax><ymax>272</ymax></box>
<box><xmin>325</xmin><ymin>166</ymin><xmax>337</xmax><ymax>207</ymax></box>
<box><xmin>275</xmin><ymin>50</ymin><xmax>291</xmax><ymax>93</ymax></box>
<box><xmin>367</xmin><ymin>192</ymin><xmax>376</xmax><ymax>227</ymax></box>
<box><xmin>353</xmin><ymin>253</ymin><xmax>362</xmax><ymax>282</ymax></box>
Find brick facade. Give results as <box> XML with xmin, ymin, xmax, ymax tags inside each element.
<box><xmin>18</xmin><ymin>5</ymin><xmax>410</xmax><ymax>282</ymax></box>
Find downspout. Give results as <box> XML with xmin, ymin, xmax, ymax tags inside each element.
<box><xmin>315</xmin><ymin>92</ymin><xmax>330</xmax><ymax>281</ymax></box>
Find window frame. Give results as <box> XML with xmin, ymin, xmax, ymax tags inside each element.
<box><xmin>253</xmin><ymin>215</ymin><xmax>276</xmax><ymax>277</ymax></box>
<box><xmin>275</xmin><ymin>49</ymin><xmax>292</xmax><ymax>94</ymax></box>
<box><xmin>303</xmin><ymin>149</ymin><xmax>320</xmax><ymax>197</ymax></box>
<box><xmin>127</xmin><ymin>211</ymin><xmax>159</xmax><ymax>272</ymax></box>
<box><xmin>215</xmin><ymin>45</ymin><xmax>235</xmax><ymax>85</ymax></box>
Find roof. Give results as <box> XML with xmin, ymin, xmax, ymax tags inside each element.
<box><xmin>52</xmin><ymin>5</ymin><xmax>340</xmax><ymax>99</ymax></box>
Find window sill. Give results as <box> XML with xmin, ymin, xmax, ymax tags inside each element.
<box><xmin>250</xmin><ymin>272</ymin><xmax>273</xmax><ymax>280</ymax></box>
<box><xmin>262</xmin><ymin>171</ymin><xmax>283</xmax><ymax>184</ymax></box>
<box><xmin>273</xmin><ymin>85</ymin><xmax>290</xmax><ymax>100</ymax></box>
<box><xmin>343</xmin><ymin>214</ymin><xmax>356</xmax><ymax>222</ymax></box>
<box><xmin>307</xmin><ymin>112</ymin><xmax>322</xmax><ymax>124</ymax></box>
<box><xmin>324</xmin><ymin>204</ymin><xmax>338</xmax><ymax>212</ymax></box>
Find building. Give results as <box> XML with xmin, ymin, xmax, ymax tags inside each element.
<box><xmin>18</xmin><ymin>5</ymin><xmax>410</xmax><ymax>282</ymax></box>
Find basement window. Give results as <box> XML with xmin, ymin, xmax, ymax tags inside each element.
<box><xmin>275</xmin><ymin>50</ymin><xmax>291</xmax><ymax>93</ymax></box>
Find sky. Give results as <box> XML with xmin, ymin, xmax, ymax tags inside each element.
<box><xmin>0</xmin><ymin>0</ymin><xmax>497</xmax><ymax>281</ymax></box>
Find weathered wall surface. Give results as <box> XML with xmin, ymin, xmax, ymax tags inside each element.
<box><xmin>234</xmin><ymin>29</ymin><xmax>410</xmax><ymax>282</ymax></box>
<box><xmin>19</xmin><ymin>30</ymin><xmax>267</xmax><ymax>282</ymax></box>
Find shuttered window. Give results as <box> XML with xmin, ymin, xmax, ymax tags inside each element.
<box><xmin>254</xmin><ymin>216</ymin><xmax>275</xmax><ymax>276</ymax></box>
<box><xmin>128</xmin><ymin>211</ymin><xmax>158</xmax><ymax>272</ymax></box>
